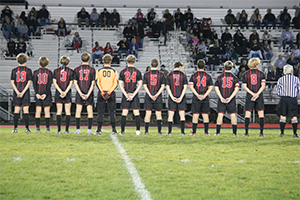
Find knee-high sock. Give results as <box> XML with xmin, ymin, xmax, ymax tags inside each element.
<box><xmin>36</xmin><ymin>118</ymin><xmax>40</xmax><ymax>129</ymax></box>
<box><xmin>121</xmin><ymin>116</ymin><xmax>126</xmax><ymax>132</ymax></box>
<box><xmin>168</xmin><ymin>122</ymin><xmax>172</xmax><ymax>133</ymax></box>
<box><xmin>245</xmin><ymin>118</ymin><xmax>250</xmax><ymax>134</ymax></box>
<box><xmin>180</xmin><ymin>121</ymin><xmax>185</xmax><ymax>133</ymax></box>
<box><xmin>145</xmin><ymin>122</ymin><xmax>149</xmax><ymax>133</ymax></box>
<box><xmin>204</xmin><ymin>123</ymin><xmax>209</xmax><ymax>134</ymax></box>
<box><xmin>45</xmin><ymin>118</ymin><xmax>50</xmax><ymax>130</ymax></box>
<box><xmin>65</xmin><ymin>115</ymin><xmax>70</xmax><ymax>131</ymax></box>
<box><xmin>56</xmin><ymin>115</ymin><xmax>61</xmax><ymax>131</ymax></box>
<box><xmin>24</xmin><ymin>114</ymin><xmax>29</xmax><ymax>129</ymax></box>
<box><xmin>157</xmin><ymin>120</ymin><xmax>162</xmax><ymax>133</ymax></box>
<box><xmin>135</xmin><ymin>115</ymin><xmax>140</xmax><ymax>131</ymax></box>
<box><xmin>216</xmin><ymin>125</ymin><xmax>221</xmax><ymax>134</ymax></box>
<box><xmin>280</xmin><ymin>119</ymin><xmax>286</xmax><ymax>134</ymax></box>
<box><xmin>259</xmin><ymin>118</ymin><xmax>264</xmax><ymax>134</ymax></box>
<box><xmin>192</xmin><ymin>123</ymin><xmax>197</xmax><ymax>134</ymax></box>
<box><xmin>76</xmin><ymin>118</ymin><xmax>80</xmax><ymax>129</ymax></box>
<box><xmin>232</xmin><ymin>124</ymin><xmax>237</xmax><ymax>134</ymax></box>
<box><xmin>14</xmin><ymin>113</ymin><xmax>20</xmax><ymax>129</ymax></box>
<box><xmin>88</xmin><ymin>118</ymin><xmax>93</xmax><ymax>129</ymax></box>
<box><xmin>292</xmin><ymin>120</ymin><xmax>298</xmax><ymax>135</ymax></box>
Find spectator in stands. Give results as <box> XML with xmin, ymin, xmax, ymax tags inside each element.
<box><xmin>123</xmin><ymin>23</ymin><xmax>134</xmax><ymax>42</ymax></box>
<box><xmin>104</xmin><ymin>42</ymin><xmax>113</xmax><ymax>55</ymax></box>
<box><xmin>249</xmin><ymin>30</ymin><xmax>260</xmax><ymax>45</ymax></box>
<box><xmin>248</xmin><ymin>39</ymin><xmax>263</xmax><ymax>59</ymax></box>
<box><xmin>221</xmin><ymin>28</ymin><xmax>232</xmax><ymax>44</ymax></box>
<box><xmin>20</xmin><ymin>11</ymin><xmax>27</xmax><ymax>24</ymax></box>
<box><xmin>198</xmin><ymin>41</ymin><xmax>207</xmax><ymax>54</ymax></box>
<box><xmin>18</xmin><ymin>20</ymin><xmax>29</xmax><ymax>41</ymax></box>
<box><xmin>28</xmin><ymin>7</ymin><xmax>37</xmax><ymax>20</ymax></box>
<box><xmin>209</xmin><ymin>30</ymin><xmax>219</xmax><ymax>47</ymax></box>
<box><xmin>117</xmin><ymin>37</ymin><xmax>129</xmax><ymax>57</ymax></box>
<box><xmin>174</xmin><ymin>8</ymin><xmax>184</xmax><ymax>30</ymax></box>
<box><xmin>191</xmin><ymin>18</ymin><xmax>200</xmax><ymax>36</ymax></box>
<box><xmin>262</xmin><ymin>30</ymin><xmax>272</xmax><ymax>44</ymax></box>
<box><xmin>92</xmin><ymin>42</ymin><xmax>104</xmax><ymax>63</ymax></box>
<box><xmin>186</xmin><ymin>29</ymin><xmax>193</xmax><ymax>45</ymax></box>
<box><xmin>160</xmin><ymin>64</ymin><xmax>169</xmax><ymax>78</ymax></box>
<box><xmin>16</xmin><ymin>38</ymin><xmax>26</xmax><ymax>54</ymax></box>
<box><xmin>134</xmin><ymin>8</ymin><xmax>146</xmax><ymax>27</ymax></box>
<box><xmin>281</xmin><ymin>27</ymin><xmax>294</xmax><ymax>51</ymax></box>
<box><xmin>184</xmin><ymin>8</ymin><xmax>193</xmax><ymax>30</ymax></box>
<box><xmin>225</xmin><ymin>9</ymin><xmax>237</xmax><ymax>29</ymax></box>
<box><xmin>233</xmin><ymin>29</ymin><xmax>248</xmax><ymax>56</ymax></box>
<box><xmin>77</xmin><ymin>7</ymin><xmax>90</xmax><ymax>27</ymax></box>
<box><xmin>37</xmin><ymin>4</ymin><xmax>50</xmax><ymax>26</ymax></box>
<box><xmin>147</xmin><ymin>8</ymin><xmax>157</xmax><ymax>28</ymax></box>
<box><xmin>194</xmin><ymin>49</ymin><xmax>206</xmax><ymax>64</ymax></box>
<box><xmin>263</xmin><ymin>9</ymin><xmax>276</xmax><ymax>29</ymax></box>
<box><xmin>14</xmin><ymin>15</ymin><xmax>21</xmax><ymax>29</ymax></box>
<box><xmin>200</xmin><ymin>17</ymin><xmax>212</xmax><ymax>39</ymax></box>
<box><xmin>1</xmin><ymin>5</ymin><xmax>13</xmax><ymax>22</ymax></box>
<box><xmin>238</xmin><ymin>10</ymin><xmax>248</xmax><ymax>29</ymax></box>
<box><xmin>237</xmin><ymin>59</ymin><xmax>249</xmax><ymax>80</ymax></box>
<box><xmin>198</xmin><ymin>32</ymin><xmax>206</xmax><ymax>44</ymax></box>
<box><xmin>262</xmin><ymin>39</ymin><xmax>273</xmax><ymax>60</ymax></box>
<box><xmin>222</xmin><ymin>40</ymin><xmax>234</xmax><ymax>60</ymax></box>
<box><xmin>291</xmin><ymin>44</ymin><xmax>300</xmax><ymax>59</ymax></box>
<box><xmin>111</xmin><ymin>9</ymin><xmax>120</xmax><ymax>28</ymax></box>
<box><xmin>89</xmin><ymin>8</ymin><xmax>99</xmax><ymax>27</ymax></box>
<box><xmin>163</xmin><ymin>9</ymin><xmax>174</xmax><ymax>31</ymax></box>
<box><xmin>192</xmin><ymin>35</ymin><xmax>199</xmax><ymax>53</ymax></box>
<box><xmin>280</xmin><ymin>8</ymin><xmax>291</xmax><ymax>29</ymax></box>
<box><xmin>100</xmin><ymin>8</ymin><xmax>111</xmax><ymax>27</ymax></box>
<box><xmin>150</xmin><ymin>19</ymin><xmax>160</xmax><ymax>38</ymax></box>
<box><xmin>231</xmin><ymin>62</ymin><xmax>239</xmax><ymax>76</ymax></box>
<box><xmin>267</xmin><ymin>66</ymin><xmax>278</xmax><ymax>89</ymax></box>
<box><xmin>145</xmin><ymin>66</ymin><xmax>151</xmax><ymax>73</ymax></box>
<box><xmin>287</xmin><ymin>54</ymin><xmax>299</xmax><ymax>77</ymax></box>
<box><xmin>296</xmin><ymin>30</ymin><xmax>300</xmax><ymax>48</ymax></box>
<box><xmin>7</xmin><ymin>37</ymin><xmax>16</xmax><ymax>57</ymax></box>
<box><xmin>134</xmin><ymin>23</ymin><xmax>145</xmax><ymax>48</ymax></box>
<box><xmin>57</xmin><ymin>17</ymin><xmax>67</xmax><ymax>37</ymax></box>
<box><xmin>72</xmin><ymin>32</ymin><xmax>82</xmax><ymax>53</ymax></box>
<box><xmin>2</xmin><ymin>18</ymin><xmax>15</xmax><ymax>40</ymax></box>
<box><xmin>27</xmin><ymin>15</ymin><xmax>37</xmax><ymax>37</ymax></box>
<box><xmin>129</xmin><ymin>38</ymin><xmax>139</xmax><ymax>59</ymax></box>
<box><xmin>250</xmin><ymin>8</ymin><xmax>262</xmax><ymax>29</ymax></box>
<box><xmin>274</xmin><ymin>54</ymin><xmax>286</xmax><ymax>77</ymax></box>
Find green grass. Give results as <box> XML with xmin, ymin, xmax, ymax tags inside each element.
<box><xmin>0</xmin><ymin>127</ymin><xmax>300</xmax><ymax>200</ymax></box>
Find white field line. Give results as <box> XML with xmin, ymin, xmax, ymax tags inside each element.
<box><xmin>106</xmin><ymin>131</ymin><xmax>152</xmax><ymax>200</ymax></box>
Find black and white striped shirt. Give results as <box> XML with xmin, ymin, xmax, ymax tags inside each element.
<box><xmin>277</xmin><ymin>74</ymin><xmax>300</xmax><ymax>98</ymax></box>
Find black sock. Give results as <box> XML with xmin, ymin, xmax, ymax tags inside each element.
<box><xmin>192</xmin><ymin>123</ymin><xmax>197</xmax><ymax>134</ymax></box>
<box><xmin>168</xmin><ymin>122</ymin><xmax>172</xmax><ymax>133</ymax></box>
<box><xmin>135</xmin><ymin>115</ymin><xmax>140</xmax><ymax>131</ymax></box>
<box><xmin>97</xmin><ymin>122</ymin><xmax>102</xmax><ymax>132</ymax></box>
<box><xmin>245</xmin><ymin>118</ymin><xmax>250</xmax><ymax>134</ymax></box>
<box><xmin>292</xmin><ymin>121</ymin><xmax>298</xmax><ymax>135</ymax></box>
<box><xmin>45</xmin><ymin>118</ymin><xmax>50</xmax><ymax>130</ymax></box>
<box><xmin>216</xmin><ymin>124</ymin><xmax>221</xmax><ymax>134</ymax></box>
<box><xmin>88</xmin><ymin>118</ymin><xmax>93</xmax><ymax>129</ymax></box>
<box><xmin>76</xmin><ymin>118</ymin><xmax>80</xmax><ymax>129</ymax></box>
<box><xmin>36</xmin><ymin>118</ymin><xmax>40</xmax><ymax>129</ymax></box>
<box><xmin>66</xmin><ymin>115</ymin><xmax>70</xmax><ymax>131</ymax></box>
<box><xmin>259</xmin><ymin>118</ymin><xmax>264</xmax><ymax>134</ymax></box>
<box><xmin>57</xmin><ymin>115</ymin><xmax>61</xmax><ymax>131</ymax></box>
<box><xmin>180</xmin><ymin>121</ymin><xmax>185</xmax><ymax>133</ymax></box>
<box><xmin>157</xmin><ymin>120</ymin><xmax>162</xmax><ymax>133</ymax></box>
<box><xmin>111</xmin><ymin>122</ymin><xmax>116</xmax><ymax>131</ymax></box>
<box><xmin>145</xmin><ymin>122</ymin><xmax>149</xmax><ymax>133</ymax></box>
<box><xmin>232</xmin><ymin>124</ymin><xmax>237</xmax><ymax>134</ymax></box>
<box><xmin>121</xmin><ymin>116</ymin><xmax>126</xmax><ymax>132</ymax></box>
<box><xmin>280</xmin><ymin>121</ymin><xmax>286</xmax><ymax>134</ymax></box>
<box><xmin>24</xmin><ymin>114</ymin><xmax>29</xmax><ymax>129</ymax></box>
<box><xmin>204</xmin><ymin>123</ymin><xmax>209</xmax><ymax>134</ymax></box>
<box><xmin>14</xmin><ymin>113</ymin><xmax>19</xmax><ymax>128</ymax></box>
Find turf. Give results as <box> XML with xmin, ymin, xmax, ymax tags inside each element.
<box><xmin>0</xmin><ymin>127</ymin><xmax>299</xmax><ymax>200</ymax></box>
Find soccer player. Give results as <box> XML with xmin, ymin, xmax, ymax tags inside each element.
<box><xmin>95</xmin><ymin>54</ymin><xmax>119</xmax><ymax>135</ymax></box>
<box><xmin>10</xmin><ymin>53</ymin><xmax>32</xmax><ymax>133</ymax></box>
<box><xmin>189</xmin><ymin>60</ymin><xmax>213</xmax><ymax>136</ymax></box>
<box><xmin>166</xmin><ymin>61</ymin><xmax>188</xmax><ymax>135</ymax></box>
<box><xmin>277</xmin><ymin>64</ymin><xmax>300</xmax><ymax>138</ymax></box>
<box><xmin>53</xmin><ymin>56</ymin><xmax>74</xmax><ymax>134</ymax></box>
<box><xmin>242</xmin><ymin>58</ymin><xmax>266</xmax><ymax>137</ymax></box>
<box><xmin>143</xmin><ymin>58</ymin><xmax>165</xmax><ymax>135</ymax></box>
<box><xmin>119</xmin><ymin>55</ymin><xmax>143</xmax><ymax>135</ymax></box>
<box><xmin>214</xmin><ymin>61</ymin><xmax>239</xmax><ymax>136</ymax></box>
<box><xmin>33</xmin><ymin>56</ymin><xmax>53</xmax><ymax>133</ymax></box>
<box><xmin>73</xmin><ymin>52</ymin><xmax>96</xmax><ymax>134</ymax></box>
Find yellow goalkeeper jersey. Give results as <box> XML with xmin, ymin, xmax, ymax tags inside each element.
<box><xmin>96</xmin><ymin>66</ymin><xmax>118</xmax><ymax>93</ymax></box>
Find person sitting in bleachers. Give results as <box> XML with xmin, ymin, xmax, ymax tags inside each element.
<box><xmin>287</xmin><ymin>54</ymin><xmax>299</xmax><ymax>77</ymax></box>
<box><xmin>89</xmin><ymin>8</ymin><xmax>99</xmax><ymax>27</ymax></box>
<box><xmin>266</xmin><ymin>66</ymin><xmax>278</xmax><ymax>89</ymax></box>
<box><xmin>209</xmin><ymin>30</ymin><xmax>219</xmax><ymax>47</ymax></box>
<box><xmin>174</xmin><ymin>8</ymin><xmax>184</xmax><ymax>30</ymax></box>
<box><xmin>117</xmin><ymin>37</ymin><xmax>129</xmax><ymax>58</ymax></box>
<box><xmin>198</xmin><ymin>41</ymin><xmax>207</xmax><ymax>54</ymax></box>
<box><xmin>262</xmin><ymin>30</ymin><xmax>272</xmax><ymax>44</ymax></box>
<box><xmin>281</xmin><ymin>27</ymin><xmax>294</xmax><ymax>51</ymax></box>
<box><xmin>2</xmin><ymin>18</ymin><xmax>16</xmax><ymax>40</ymax></box>
<box><xmin>237</xmin><ymin>59</ymin><xmax>249</xmax><ymax>80</ymax></box>
<box><xmin>100</xmin><ymin>8</ymin><xmax>111</xmax><ymax>27</ymax></box>
<box><xmin>274</xmin><ymin>54</ymin><xmax>286</xmax><ymax>77</ymax></box>
<box><xmin>191</xmin><ymin>18</ymin><xmax>200</xmax><ymax>37</ymax></box>
<box><xmin>225</xmin><ymin>9</ymin><xmax>237</xmax><ymax>29</ymax></box>
<box><xmin>72</xmin><ymin>32</ymin><xmax>82</xmax><ymax>53</ymax></box>
<box><xmin>192</xmin><ymin>35</ymin><xmax>199</xmax><ymax>54</ymax></box>
<box><xmin>147</xmin><ymin>8</ymin><xmax>157</xmax><ymax>28</ymax></box>
<box><xmin>28</xmin><ymin>7</ymin><xmax>37</xmax><ymax>20</ymax></box>
<box><xmin>163</xmin><ymin>9</ymin><xmax>174</xmax><ymax>31</ymax></box>
<box><xmin>37</xmin><ymin>4</ymin><xmax>50</xmax><ymax>26</ymax></box>
<box><xmin>77</xmin><ymin>7</ymin><xmax>90</xmax><ymax>27</ymax></box>
<box><xmin>250</xmin><ymin>8</ymin><xmax>262</xmax><ymax>29</ymax></box>
<box><xmin>1</xmin><ymin>5</ymin><xmax>13</xmax><ymax>22</ymax></box>
<box><xmin>263</xmin><ymin>9</ymin><xmax>276</xmax><ymax>29</ymax></box>
<box><xmin>296</xmin><ymin>30</ymin><xmax>300</xmax><ymax>48</ymax></box>
<box><xmin>57</xmin><ymin>18</ymin><xmax>67</xmax><ymax>37</ymax></box>
<box><xmin>134</xmin><ymin>8</ymin><xmax>146</xmax><ymax>27</ymax></box>
<box><xmin>200</xmin><ymin>17</ymin><xmax>212</xmax><ymax>39</ymax></box>
<box><xmin>18</xmin><ymin>20</ymin><xmax>29</xmax><ymax>40</ymax></box>
<box><xmin>238</xmin><ymin>10</ymin><xmax>248</xmax><ymax>29</ymax></box>
<box><xmin>249</xmin><ymin>30</ymin><xmax>259</xmax><ymax>46</ymax></box>
<box><xmin>92</xmin><ymin>42</ymin><xmax>104</xmax><ymax>63</ymax></box>
<box><xmin>27</xmin><ymin>15</ymin><xmax>37</xmax><ymax>37</ymax></box>
<box><xmin>280</xmin><ymin>8</ymin><xmax>291</xmax><ymax>29</ymax></box>
<box><xmin>221</xmin><ymin>28</ymin><xmax>232</xmax><ymax>45</ymax></box>
<box><xmin>129</xmin><ymin>38</ymin><xmax>139</xmax><ymax>59</ymax></box>
<box><xmin>134</xmin><ymin>22</ymin><xmax>145</xmax><ymax>48</ymax></box>
<box><xmin>16</xmin><ymin>38</ymin><xmax>26</xmax><ymax>54</ymax></box>
<box><xmin>248</xmin><ymin>39</ymin><xmax>263</xmax><ymax>59</ymax></box>
<box><xmin>111</xmin><ymin>9</ymin><xmax>120</xmax><ymax>28</ymax></box>
<box><xmin>291</xmin><ymin>44</ymin><xmax>300</xmax><ymax>60</ymax></box>
<box><xmin>20</xmin><ymin>11</ymin><xmax>27</xmax><ymax>24</ymax></box>
<box><xmin>184</xmin><ymin>8</ymin><xmax>193</xmax><ymax>31</ymax></box>
<box><xmin>123</xmin><ymin>23</ymin><xmax>134</xmax><ymax>42</ymax></box>
<box><xmin>7</xmin><ymin>37</ymin><xmax>16</xmax><ymax>57</ymax></box>
<box><xmin>104</xmin><ymin>42</ymin><xmax>113</xmax><ymax>55</ymax></box>
<box><xmin>233</xmin><ymin>29</ymin><xmax>248</xmax><ymax>56</ymax></box>
<box><xmin>186</xmin><ymin>29</ymin><xmax>193</xmax><ymax>45</ymax></box>
<box><xmin>262</xmin><ymin>39</ymin><xmax>273</xmax><ymax>60</ymax></box>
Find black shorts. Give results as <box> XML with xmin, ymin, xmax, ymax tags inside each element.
<box><xmin>277</xmin><ymin>96</ymin><xmax>298</xmax><ymax>117</ymax></box>
<box><xmin>245</xmin><ymin>94</ymin><xmax>264</xmax><ymax>112</ymax></box>
<box><xmin>144</xmin><ymin>94</ymin><xmax>163</xmax><ymax>111</ymax></box>
<box><xmin>13</xmin><ymin>90</ymin><xmax>30</xmax><ymax>107</ymax></box>
<box><xmin>191</xmin><ymin>96</ymin><xmax>210</xmax><ymax>114</ymax></box>
<box><xmin>35</xmin><ymin>93</ymin><xmax>52</xmax><ymax>107</ymax></box>
<box><xmin>168</xmin><ymin>96</ymin><xmax>187</xmax><ymax>111</ymax></box>
<box><xmin>55</xmin><ymin>90</ymin><xmax>72</xmax><ymax>104</ymax></box>
<box><xmin>75</xmin><ymin>92</ymin><xmax>94</xmax><ymax>106</ymax></box>
<box><xmin>217</xmin><ymin>97</ymin><xmax>236</xmax><ymax>114</ymax></box>
<box><xmin>121</xmin><ymin>94</ymin><xmax>140</xmax><ymax>110</ymax></box>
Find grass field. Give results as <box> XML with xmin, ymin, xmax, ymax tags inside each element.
<box><xmin>0</xmin><ymin>127</ymin><xmax>300</xmax><ymax>200</ymax></box>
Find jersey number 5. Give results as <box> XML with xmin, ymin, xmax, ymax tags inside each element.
<box><xmin>150</xmin><ymin>74</ymin><xmax>157</xmax><ymax>86</ymax></box>
<box><xmin>124</xmin><ymin>71</ymin><xmax>136</xmax><ymax>82</ymax></box>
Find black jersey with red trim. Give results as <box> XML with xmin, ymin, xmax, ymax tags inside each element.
<box><xmin>33</xmin><ymin>68</ymin><xmax>53</xmax><ymax>95</ymax></box>
<box><xmin>189</xmin><ymin>71</ymin><xmax>213</xmax><ymax>95</ymax></box>
<box><xmin>143</xmin><ymin>70</ymin><xmax>165</xmax><ymax>95</ymax></box>
<box><xmin>215</xmin><ymin>72</ymin><xmax>239</xmax><ymax>98</ymax></box>
<box><xmin>10</xmin><ymin>66</ymin><xmax>33</xmax><ymax>92</ymax></box>
<box><xmin>242</xmin><ymin>69</ymin><xmax>266</xmax><ymax>93</ymax></box>
<box><xmin>73</xmin><ymin>65</ymin><xmax>95</xmax><ymax>94</ymax></box>
<box><xmin>166</xmin><ymin>70</ymin><xmax>188</xmax><ymax>98</ymax></box>
<box><xmin>119</xmin><ymin>67</ymin><xmax>142</xmax><ymax>93</ymax></box>
<box><xmin>53</xmin><ymin>66</ymin><xmax>74</xmax><ymax>91</ymax></box>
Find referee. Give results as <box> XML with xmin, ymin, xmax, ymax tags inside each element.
<box><xmin>277</xmin><ymin>64</ymin><xmax>300</xmax><ymax>138</ymax></box>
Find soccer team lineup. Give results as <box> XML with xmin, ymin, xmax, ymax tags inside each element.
<box><xmin>10</xmin><ymin>52</ymin><xmax>300</xmax><ymax>137</ymax></box>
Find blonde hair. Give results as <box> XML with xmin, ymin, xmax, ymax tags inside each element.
<box><xmin>16</xmin><ymin>53</ymin><xmax>28</xmax><ymax>64</ymax></box>
<box><xmin>102</xmin><ymin>54</ymin><xmax>112</xmax><ymax>64</ymax></box>
<box><xmin>224</xmin><ymin>60</ymin><xmax>233</xmax><ymax>70</ymax></box>
<box><xmin>39</xmin><ymin>56</ymin><xmax>49</xmax><ymax>68</ymax></box>
<box><xmin>59</xmin><ymin>56</ymin><xmax>70</xmax><ymax>66</ymax></box>
<box><xmin>126</xmin><ymin>55</ymin><xmax>136</xmax><ymax>64</ymax></box>
<box><xmin>81</xmin><ymin>52</ymin><xmax>90</xmax><ymax>62</ymax></box>
<box><xmin>173</xmin><ymin>61</ymin><xmax>184</xmax><ymax>68</ymax></box>
<box><xmin>248</xmin><ymin>58</ymin><xmax>260</xmax><ymax>69</ymax></box>
<box><xmin>283</xmin><ymin>64</ymin><xmax>293</xmax><ymax>75</ymax></box>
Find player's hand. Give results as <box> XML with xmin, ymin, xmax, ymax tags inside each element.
<box><xmin>103</xmin><ymin>92</ymin><xmax>110</xmax><ymax>100</ymax></box>
<box><xmin>221</xmin><ymin>97</ymin><xmax>227</xmax><ymax>103</ymax></box>
<box><xmin>225</xmin><ymin>98</ymin><xmax>231</xmax><ymax>103</ymax></box>
<box><xmin>153</xmin><ymin>94</ymin><xmax>158</xmax><ymax>101</ymax></box>
<box><xmin>171</xmin><ymin>96</ymin><xmax>177</xmax><ymax>102</ymax></box>
<box><xmin>127</xmin><ymin>93</ymin><xmax>134</xmax><ymax>101</ymax></box>
<box><xmin>36</xmin><ymin>94</ymin><xmax>40</xmax><ymax>99</ymax></box>
<box><xmin>19</xmin><ymin>92</ymin><xmax>24</xmax><ymax>98</ymax></box>
<box><xmin>175</xmin><ymin>97</ymin><xmax>182</xmax><ymax>103</ymax></box>
<box><xmin>198</xmin><ymin>94</ymin><xmax>205</xmax><ymax>101</ymax></box>
<box><xmin>60</xmin><ymin>91</ymin><xmax>66</xmax><ymax>98</ymax></box>
<box><xmin>251</xmin><ymin>93</ymin><xmax>259</xmax><ymax>101</ymax></box>
<box><xmin>41</xmin><ymin>94</ymin><xmax>46</xmax><ymax>100</ymax></box>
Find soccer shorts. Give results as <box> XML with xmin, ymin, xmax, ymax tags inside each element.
<box><xmin>35</xmin><ymin>93</ymin><xmax>52</xmax><ymax>107</ymax></box>
<box><xmin>121</xmin><ymin>94</ymin><xmax>140</xmax><ymax>110</ymax></box>
<box><xmin>168</xmin><ymin>96</ymin><xmax>187</xmax><ymax>111</ymax></box>
<box><xmin>245</xmin><ymin>94</ymin><xmax>264</xmax><ymax>112</ymax></box>
<box><xmin>55</xmin><ymin>90</ymin><xmax>72</xmax><ymax>104</ymax></box>
<box><xmin>277</xmin><ymin>96</ymin><xmax>298</xmax><ymax>117</ymax></box>
<box><xmin>191</xmin><ymin>96</ymin><xmax>210</xmax><ymax>114</ymax></box>
<box><xmin>13</xmin><ymin>90</ymin><xmax>30</xmax><ymax>107</ymax></box>
<box><xmin>144</xmin><ymin>94</ymin><xmax>163</xmax><ymax>111</ymax></box>
<box><xmin>75</xmin><ymin>92</ymin><xmax>94</xmax><ymax>106</ymax></box>
<box><xmin>217</xmin><ymin>97</ymin><xmax>236</xmax><ymax>114</ymax></box>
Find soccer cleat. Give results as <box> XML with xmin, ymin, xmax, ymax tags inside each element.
<box><xmin>143</xmin><ymin>132</ymin><xmax>149</xmax><ymax>135</ymax></box>
<box><xmin>232</xmin><ymin>133</ymin><xmax>238</xmax><ymax>137</ymax></box>
<box><xmin>36</xmin><ymin>129</ymin><xmax>41</xmax><ymax>133</ymax></box>
<box><xmin>190</xmin><ymin>131</ymin><xmax>196</xmax><ymax>136</ymax></box>
<box><xmin>11</xmin><ymin>128</ymin><xmax>18</xmax><ymax>133</ymax></box>
<box><xmin>65</xmin><ymin>130</ymin><xmax>71</xmax><ymax>134</ymax></box>
<box><xmin>136</xmin><ymin>130</ymin><xmax>141</xmax><ymax>135</ymax></box>
<box><xmin>25</xmin><ymin>128</ymin><xmax>32</xmax><ymax>133</ymax></box>
<box><xmin>293</xmin><ymin>133</ymin><xmax>299</xmax><ymax>138</ymax></box>
<box><xmin>75</xmin><ymin>129</ymin><xmax>81</xmax><ymax>134</ymax></box>
<box><xmin>56</xmin><ymin>130</ymin><xmax>62</xmax><ymax>134</ymax></box>
<box><xmin>46</xmin><ymin>130</ymin><xmax>52</xmax><ymax>134</ymax></box>
<box><xmin>279</xmin><ymin>133</ymin><xmax>284</xmax><ymax>137</ymax></box>
<box><xmin>112</xmin><ymin>130</ymin><xmax>119</xmax><ymax>135</ymax></box>
<box><xmin>166</xmin><ymin>132</ymin><xmax>172</xmax><ymax>135</ymax></box>
<box><xmin>120</xmin><ymin>132</ymin><xmax>125</xmax><ymax>135</ymax></box>
<box><xmin>214</xmin><ymin>133</ymin><xmax>220</xmax><ymax>136</ymax></box>
<box><xmin>94</xmin><ymin>130</ymin><xmax>101</xmax><ymax>135</ymax></box>
<box><xmin>158</xmin><ymin>132</ymin><xmax>163</xmax><ymax>135</ymax></box>
<box><xmin>204</xmin><ymin>132</ymin><xmax>210</xmax><ymax>136</ymax></box>
<box><xmin>181</xmin><ymin>132</ymin><xmax>186</xmax><ymax>136</ymax></box>
<box><xmin>243</xmin><ymin>133</ymin><xmax>249</xmax><ymax>137</ymax></box>
<box><xmin>259</xmin><ymin>133</ymin><xmax>265</xmax><ymax>137</ymax></box>
<box><xmin>87</xmin><ymin>129</ymin><xmax>93</xmax><ymax>135</ymax></box>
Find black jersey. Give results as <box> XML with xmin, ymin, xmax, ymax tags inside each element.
<box><xmin>10</xmin><ymin>66</ymin><xmax>32</xmax><ymax>92</ymax></box>
<box><xmin>166</xmin><ymin>70</ymin><xmax>188</xmax><ymax>98</ymax></box>
<box><xmin>189</xmin><ymin>71</ymin><xmax>213</xmax><ymax>95</ymax></box>
<box><xmin>33</xmin><ymin>68</ymin><xmax>53</xmax><ymax>95</ymax></box>
<box><xmin>243</xmin><ymin>69</ymin><xmax>266</xmax><ymax>93</ymax></box>
<box><xmin>215</xmin><ymin>72</ymin><xmax>239</xmax><ymax>98</ymax></box>
<box><xmin>119</xmin><ymin>67</ymin><xmax>142</xmax><ymax>93</ymax></box>
<box><xmin>143</xmin><ymin>70</ymin><xmax>165</xmax><ymax>95</ymax></box>
<box><xmin>53</xmin><ymin>66</ymin><xmax>74</xmax><ymax>91</ymax></box>
<box><xmin>73</xmin><ymin>65</ymin><xmax>95</xmax><ymax>94</ymax></box>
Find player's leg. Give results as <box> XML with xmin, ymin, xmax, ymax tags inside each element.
<box><xmin>44</xmin><ymin>106</ymin><xmax>51</xmax><ymax>132</ymax></box>
<box><xmin>230</xmin><ymin>113</ymin><xmax>237</xmax><ymax>136</ymax></box>
<box><xmin>155</xmin><ymin>111</ymin><xmax>162</xmax><ymax>135</ymax></box>
<box><xmin>167</xmin><ymin>110</ymin><xmax>175</xmax><ymax>135</ymax></box>
<box><xmin>87</xmin><ymin>105</ymin><xmax>93</xmax><ymax>134</ymax></box>
<box><xmin>192</xmin><ymin>113</ymin><xmax>200</xmax><ymax>135</ymax></box>
<box><xmin>121</xmin><ymin>109</ymin><xmax>129</xmax><ymax>134</ymax></box>
<box><xmin>23</xmin><ymin>105</ymin><xmax>30</xmax><ymax>132</ymax></box>
<box><xmin>133</xmin><ymin>109</ymin><xmax>141</xmax><ymax>135</ymax></box>
<box><xmin>202</xmin><ymin>113</ymin><xmax>210</xmax><ymax>135</ymax></box>
<box><xmin>75</xmin><ymin>104</ymin><xmax>83</xmax><ymax>134</ymax></box>
<box><xmin>13</xmin><ymin>106</ymin><xmax>21</xmax><ymax>132</ymax></box>
<box><xmin>257</xmin><ymin>110</ymin><xmax>265</xmax><ymax>136</ymax></box>
<box><xmin>244</xmin><ymin>111</ymin><xmax>251</xmax><ymax>136</ymax></box>
<box><xmin>35</xmin><ymin>106</ymin><xmax>42</xmax><ymax>133</ymax></box>
<box><xmin>279</xmin><ymin>115</ymin><xmax>287</xmax><ymax>137</ymax></box>
<box><xmin>96</xmin><ymin>97</ymin><xmax>106</xmax><ymax>134</ymax></box>
<box><xmin>107</xmin><ymin>94</ymin><xmax>117</xmax><ymax>134</ymax></box>
<box><xmin>64</xmin><ymin>103</ymin><xmax>71</xmax><ymax>133</ymax></box>
<box><xmin>291</xmin><ymin>116</ymin><xmax>299</xmax><ymax>137</ymax></box>
<box><xmin>215</xmin><ymin>113</ymin><xmax>223</xmax><ymax>136</ymax></box>
<box><xmin>56</xmin><ymin>103</ymin><xmax>63</xmax><ymax>133</ymax></box>
<box><xmin>144</xmin><ymin>110</ymin><xmax>152</xmax><ymax>134</ymax></box>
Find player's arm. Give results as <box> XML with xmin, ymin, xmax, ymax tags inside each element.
<box><xmin>107</xmin><ymin>71</ymin><xmax>119</xmax><ymax>94</ymax></box>
<box><xmin>166</xmin><ymin>85</ymin><xmax>176</xmax><ymax>101</ymax></box>
<box><xmin>155</xmin><ymin>84</ymin><xmax>165</xmax><ymax>97</ymax></box>
<box><xmin>226</xmin><ymin>86</ymin><xmax>239</xmax><ymax>103</ymax></box>
<box><xmin>132</xmin><ymin>80</ymin><xmax>143</xmax><ymax>98</ymax></box>
<box><xmin>214</xmin><ymin>86</ymin><xmax>226</xmax><ymax>103</ymax></box>
<box><xmin>177</xmin><ymin>84</ymin><xmax>188</xmax><ymax>102</ymax></box>
<box><xmin>74</xmin><ymin>80</ymin><xmax>83</xmax><ymax>96</ymax></box>
<box><xmin>86</xmin><ymin>80</ymin><xmax>95</xmax><ymax>98</ymax></box>
<box><xmin>143</xmin><ymin>83</ymin><xmax>152</xmax><ymax>97</ymax></box>
<box><xmin>203</xmin><ymin>85</ymin><xmax>214</xmax><ymax>99</ymax></box>
<box><xmin>52</xmin><ymin>79</ymin><xmax>63</xmax><ymax>94</ymax></box>
<box><xmin>242</xmin><ymin>83</ymin><xmax>255</xmax><ymax>96</ymax></box>
<box><xmin>19</xmin><ymin>80</ymin><xmax>31</xmax><ymax>98</ymax></box>
<box><xmin>119</xmin><ymin>80</ymin><xmax>128</xmax><ymax>98</ymax></box>
<box><xmin>64</xmin><ymin>80</ymin><xmax>73</xmax><ymax>94</ymax></box>
<box><xmin>10</xmin><ymin>80</ymin><xmax>20</xmax><ymax>96</ymax></box>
